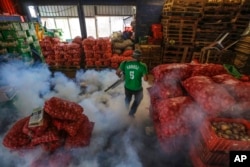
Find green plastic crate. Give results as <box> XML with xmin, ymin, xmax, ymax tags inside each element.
<box><xmin>29</xmin><ymin>22</ymin><xmax>35</xmax><ymax>30</ymax></box>
<box><xmin>7</xmin><ymin>47</ymin><xmax>19</xmax><ymax>54</ymax></box>
<box><xmin>26</xmin><ymin>29</ymin><xmax>36</xmax><ymax>36</ymax></box>
<box><xmin>1</xmin><ymin>30</ymin><xmax>17</xmax><ymax>40</ymax></box>
<box><xmin>32</xmin><ymin>35</ymin><xmax>38</xmax><ymax>41</ymax></box>
<box><xmin>1</xmin><ymin>41</ymin><xmax>18</xmax><ymax>48</ymax></box>
<box><xmin>0</xmin><ymin>22</ymin><xmax>13</xmax><ymax>31</ymax></box>
<box><xmin>20</xmin><ymin>22</ymin><xmax>29</xmax><ymax>31</ymax></box>
<box><xmin>12</xmin><ymin>22</ymin><xmax>22</xmax><ymax>31</ymax></box>
<box><xmin>19</xmin><ymin>46</ymin><xmax>31</xmax><ymax>54</ymax></box>
<box><xmin>16</xmin><ymin>30</ymin><xmax>27</xmax><ymax>39</ymax></box>
<box><xmin>31</xmin><ymin>41</ymin><xmax>40</xmax><ymax>48</ymax></box>
<box><xmin>17</xmin><ymin>39</ymin><xmax>29</xmax><ymax>48</ymax></box>
<box><xmin>26</xmin><ymin>36</ymin><xmax>34</xmax><ymax>44</ymax></box>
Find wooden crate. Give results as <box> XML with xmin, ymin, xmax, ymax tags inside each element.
<box><xmin>162</xmin><ymin>45</ymin><xmax>192</xmax><ymax>63</ymax></box>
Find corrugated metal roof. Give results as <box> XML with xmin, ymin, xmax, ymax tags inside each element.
<box><xmin>38</xmin><ymin>5</ymin><xmax>78</xmax><ymax>17</ymax></box>
<box><xmin>95</xmin><ymin>5</ymin><xmax>134</xmax><ymax>16</ymax></box>
<box><xmin>83</xmin><ymin>5</ymin><xmax>95</xmax><ymax>17</ymax></box>
<box><xmin>38</xmin><ymin>5</ymin><xmax>134</xmax><ymax>17</ymax></box>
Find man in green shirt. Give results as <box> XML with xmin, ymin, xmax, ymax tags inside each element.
<box><xmin>116</xmin><ymin>49</ymin><xmax>148</xmax><ymax>117</ymax></box>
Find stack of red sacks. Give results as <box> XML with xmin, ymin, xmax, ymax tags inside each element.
<box><xmin>54</xmin><ymin>42</ymin><xmax>82</xmax><ymax>67</ymax></box>
<box><xmin>82</xmin><ymin>37</ymin><xmax>112</xmax><ymax>68</ymax></box>
<box><xmin>149</xmin><ymin>63</ymin><xmax>241</xmax><ymax>154</ymax></box>
<box><xmin>3</xmin><ymin>97</ymin><xmax>94</xmax><ymax>152</ymax></box>
<box><xmin>40</xmin><ymin>37</ymin><xmax>60</xmax><ymax>67</ymax></box>
<box><xmin>110</xmin><ymin>50</ymin><xmax>133</xmax><ymax>69</ymax></box>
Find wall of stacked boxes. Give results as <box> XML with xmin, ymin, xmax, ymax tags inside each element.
<box><xmin>0</xmin><ymin>22</ymin><xmax>44</xmax><ymax>65</ymax></box>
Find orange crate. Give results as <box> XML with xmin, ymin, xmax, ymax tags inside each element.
<box><xmin>200</xmin><ymin>118</ymin><xmax>250</xmax><ymax>152</ymax></box>
<box><xmin>189</xmin><ymin>144</ymin><xmax>224</xmax><ymax>167</ymax></box>
<box><xmin>196</xmin><ymin>137</ymin><xmax>229</xmax><ymax>166</ymax></box>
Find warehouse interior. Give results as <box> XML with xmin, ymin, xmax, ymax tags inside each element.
<box><xmin>1</xmin><ymin>0</ymin><xmax>250</xmax><ymax>167</ymax></box>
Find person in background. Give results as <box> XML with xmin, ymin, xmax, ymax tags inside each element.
<box><xmin>116</xmin><ymin>49</ymin><xmax>148</xmax><ymax>118</ymax></box>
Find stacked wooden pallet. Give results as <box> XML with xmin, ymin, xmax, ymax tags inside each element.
<box><xmin>161</xmin><ymin>0</ymin><xmax>249</xmax><ymax>64</ymax></box>
<box><xmin>196</xmin><ymin>0</ymin><xmax>242</xmax><ymax>49</ymax></box>
<box><xmin>139</xmin><ymin>45</ymin><xmax>162</xmax><ymax>71</ymax></box>
<box><xmin>162</xmin><ymin>0</ymin><xmax>203</xmax><ymax>46</ymax></box>
<box><xmin>161</xmin><ymin>0</ymin><xmax>203</xmax><ymax>63</ymax></box>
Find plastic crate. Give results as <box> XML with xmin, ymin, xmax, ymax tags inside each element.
<box><xmin>189</xmin><ymin>145</ymin><xmax>224</xmax><ymax>167</ymax></box>
<box><xmin>0</xmin><ymin>22</ymin><xmax>14</xmax><ymax>31</ymax></box>
<box><xmin>200</xmin><ymin>117</ymin><xmax>250</xmax><ymax>152</ymax></box>
<box><xmin>12</xmin><ymin>22</ymin><xmax>22</xmax><ymax>31</ymax></box>
<box><xmin>197</xmin><ymin>136</ymin><xmax>229</xmax><ymax>166</ymax></box>
<box><xmin>20</xmin><ymin>22</ymin><xmax>29</xmax><ymax>31</ymax></box>
<box><xmin>26</xmin><ymin>29</ymin><xmax>36</xmax><ymax>36</ymax></box>
<box><xmin>1</xmin><ymin>30</ymin><xmax>17</xmax><ymax>40</ymax></box>
<box><xmin>16</xmin><ymin>30</ymin><xmax>27</xmax><ymax>39</ymax></box>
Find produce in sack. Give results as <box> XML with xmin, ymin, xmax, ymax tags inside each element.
<box><xmin>42</xmin><ymin>139</ymin><xmax>65</xmax><ymax>152</ymax></box>
<box><xmin>22</xmin><ymin>113</ymin><xmax>51</xmax><ymax>138</ymax></box>
<box><xmin>31</xmin><ymin>126</ymin><xmax>60</xmax><ymax>146</ymax></box>
<box><xmin>113</xmin><ymin>39</ymin><xmax>133</xmax><ymax>49</ymax></box>
<box><xmin>82</xmin><ymin>37</ymin><xmax>96</xmax><ymax>46</ymax></box>
<box><xmin>122</xmin><ymin>49</ymin><xmax>133</xmax><ymax>57</ymax></box>
<box><xmin>152</xmin><ymin>96</ymin><xmax>197</xmax><ymax>137</ymax></box>
<box><xmin>65</xmin><ymin>121</ymin><xmax>94</xmax><ymax>149</ymax></box>
<box><xmin>212</xmin><ymin>73</ymin><xmax>239</xmax><ymax>84</ymax></box>
<box><xmin>182</xmin><ymin>75</ymin><xmax>236</xmax><ymax>116</ymax></box>
<box><xmin>154</xmin><ymin>120</ymin><xmax>189</xmax><ymax>139</ymax></box>
<box><xmin>212</xmin><ymin>74</ymin><xmax>250</xmax><ymax>101</ymax></box>
<box><xmin>148</xmin><ymin>81</ymin><xmax>183</xmax><ymax>99</ymax></box>
<box><xmin>52</xmin><ymin>114</ymin><xmax>88</xmax><ymax>137</ymax></box>
<box><xmin>211</xmin><ymin>121</ymin><xmax>250</xmax><ymax>141</ymax></box>
<box><xmin>152</xmin><ymin>63</ymin><xmax>192</xmax><ymax>82</ymax></box>
<box><xmin>3</xmin><ymin>117</ymin><xmax>31</xmax><ymax>149</ymax></box>
<box><xmin>72</xmin><ymin>36</ymin><xmax>82</xmax><ymax>45</ymax></box>
<box><xmin>191</xmin><ymin>63</ymin><xmax>228</xmax><ymax>77</ymax></box>
<box><xmin>44</xmin><ymin>97</ymin><xmax>83</xmax><ymax>120</ymax></box>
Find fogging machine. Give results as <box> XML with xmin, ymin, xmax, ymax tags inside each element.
<box><xmin>104</xmin><ymin>75</ymin><xmax>124</xmax><ymax>92</ymax></box>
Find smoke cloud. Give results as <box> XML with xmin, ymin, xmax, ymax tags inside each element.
<box><xmin>0</xmin><ymin>61</ymin><xmax>157</xmax><ymax>167</ymax></box>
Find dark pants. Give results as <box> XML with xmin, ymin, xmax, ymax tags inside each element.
<box><xmin>125</xmin><ymin>87</ymin><xmax>143</xmax><ymax>116</ymax></box>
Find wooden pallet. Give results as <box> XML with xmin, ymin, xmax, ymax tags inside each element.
<box><xmin>162</xmin><ymin>11</ymin><xmax>201</xmax><ymax>18</ymax></box>
<box><xmin>163</xmin><ymin>5</ymin><xmax>203</xmax><ymax>13</ymax></box>
<box><xmin>161</xmin><ymin>18</ymin><xmax>198</xmax><ymax>26</ymax></box>
<box><xmin>50</xmin><ymin>65</ymin><xmax>81</xmax><ymax>70</ymax></box>
<box><xmin>165</xmin><ymin>0</ymin><xmax>204</xmax><ymax>8</ymax></box>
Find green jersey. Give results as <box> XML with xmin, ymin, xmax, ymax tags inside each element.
<box><xmin>119</xmin><ymin>60</ymin><xmax>148</xmax><ymax>91</ymax></box>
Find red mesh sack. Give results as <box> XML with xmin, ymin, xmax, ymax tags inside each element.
<box><xmin>22</xmin><ymin>113</ymin><xmax>51</xmax><ymax>138</ymax></box>
<box><xmin>44</xmin><ymin>97</ymin><xmax>83</xmax><ymax>120</ymax></box>
<box><xmin>149</xmin><ymin>81</ymin><xmax>184</xmax><ymax>99</ymax></box>
<box><xmin>42</xmin><ymin>139</ymin><xmax>64</xmax><ymax>152</ymax></box>
<box><xmin>191</xmin><ymin>64</ymin><xmax>228</xmax><ymax>77</ymax></box>
<box><xmin>182</xmin><ymin>76</ymin><xmax>236</xmax><ymax>116</ymax></box>
<box><xmin>3</xmin><ymin>117</ymin><xmax>31</xmax><ymax>149</ymax></box>
<box><xmin>65</xmin><ymin>121</ymin><xmax>94</xmax><ymax>149</ymax></box>
<box><xmin>72</xmin><ymin>36</ymin><xmax>82</xmax><ymax>45</ymax></box>
<box><xmin>31</xmin><ymin>127</ymin><xmax>60</xmax><ymax>146</ymax></box>
<box><xmin>122</xmin><ymin>49</ymin><xmax>133</xmax><ymax>57</ymax></box>
<box><xmin>151</xmin><ymin>63</ymin><xmax>192</xmax><ymax>82</ymax></box>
